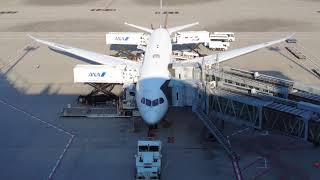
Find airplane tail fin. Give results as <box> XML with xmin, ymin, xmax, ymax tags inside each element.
<box><xmin>124</xmin><ymin>22</ymin><xmax>153</xmax><ymax>34</ymax></box>
<box><xmin>163</xmin><ymin>13</ymin><xmax>169</xmax><ymax>28</ymax></box>
<box><xmin>159</xmin><ymin>0</ymin><xmax>163</xmax><ymax>28</ymax></box>
<box><xmin>167</xmin><ymin>22</ymin><xmax>199</xmax><ymax>34</ymax></box>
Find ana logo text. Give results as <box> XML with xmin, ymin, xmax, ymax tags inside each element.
<box><xmin>115</xmin><ymin>36</ymin><xmax>129</xmax><ymax>41</ymax></box>
<box><xmin>88</xmin><ymin>72</ymin><xmax>106</xmax><ymax>77</ymax></box>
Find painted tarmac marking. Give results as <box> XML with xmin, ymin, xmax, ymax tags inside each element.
<box><xmin>0</xmin><ymin>99</ymin><xmax>75</xmax><ymax>180</ymax></box>
<box><xmin>230</xmin><ymin>127</ymin><xmax>250</xmax><ymax>137</ymax></box>
<box><xmin>47</xmin><ymin>135</ymin><xmax>75</xmax><ymax>180</ymax></box>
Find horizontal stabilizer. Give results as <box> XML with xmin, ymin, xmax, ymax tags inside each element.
<box><xmin>124</xmin><ymin>22</ymin><xmax>153</xmax><ymax>34</ymax></box>
<box><xmin>167</xmin><ymin>22</ymin><xmax>199</xmax><ymax>34</ymax></box>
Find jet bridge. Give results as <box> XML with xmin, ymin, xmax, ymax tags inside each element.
<box><xmin>208</xmin><ymin>67</ymin><xmax>320</xmax><ymax>145</ymax></box>
<box><xmin>169</xmin><ymin>65</ymin><xmax>320</xmax><ymax>146</ymax></box>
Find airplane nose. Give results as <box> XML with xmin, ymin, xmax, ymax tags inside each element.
<box><xmin>142</xmin><ymin>111</ymin><xmax>161</xmax><ymax>125</ymax></box>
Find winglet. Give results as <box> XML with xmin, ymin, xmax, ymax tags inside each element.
<box><xmin>28</xmin><ymin>34</ymin><xmax>47</xmax><ymax>44</ymax></box>
<box><xmin>28</xmin><ymin>34</ymin><xmax>37</xmax><ymax>41</ymax></box>
<box><xmin>167</xmin><ymin>22</ymin><xmax>199</xmax><ymax>34</ymax></box>
<box><xmin>286</xmin><ymin>33</ymin><xmax>295</xmax><ymax>40</ymax></box>
<box><xmin>124</xmin><ymin>22</ymin><xmax>153</xmax><ymax>34</ymax></box>
<box><xmin>28</xmin><ymin>34</ymin><xmax>46</xmax><ymax>44</ymax></box>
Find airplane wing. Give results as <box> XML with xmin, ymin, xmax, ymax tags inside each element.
<box><xmin>180</xmin><ymin>35</ymin><xmax>292</xmax><ymax>66</ymax></box>
<box><xmin>29</xmin><ymin>35</ymin><xmax>141</xmax><ymax>69</ymax></box>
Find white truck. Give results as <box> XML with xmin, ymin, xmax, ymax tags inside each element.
<box><xmin>172</xmin><ymin>31</ymin><xmax>235</xmax><ymax>51</ymax></box>
<box><xmin>135</xmin><ymin>140</ymin><xmax>162</xmax><ymax>179</ymax></box>
<box><xmin>172</xmin><ymin>31</ymin><xmax>210</xmax><ymax>45</ymax></box>
<box><xmin>205</xmin><ymin>34</ymin><xmax>230</xmax><ymax>51</ymax></box>
<box><xmin>212</xmin><ymin>32</ymin><xmax>235</xmax><ymax>42</ymax></box>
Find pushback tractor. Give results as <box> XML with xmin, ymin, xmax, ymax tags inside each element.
<box><xmin>135</xmin><ymin>140</ymin><xmax>162</xmax><ymax>179</ymax></box>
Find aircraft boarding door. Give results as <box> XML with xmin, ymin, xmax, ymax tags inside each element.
<box><xmin>172</xmin><ymin>86</ymin><xmax>185</xmax><ymax>107</ymax></box>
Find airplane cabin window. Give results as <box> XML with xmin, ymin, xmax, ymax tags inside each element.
<box><xmin>152</xmin><ymin>99</ymin><xmax>159</xmax><ymax>106</ymax></box>
<box><xmin>141</xmin><ymin>98</ymin><xmax>145</xmax><ymax>104</ymax></box>
<box><xmin>159</xmin><ymin>98</ymin><xmax>164</xmax><ymax>104</ymax></box>
<box><xmin>146</xmin><ymin>99</ymin><xmax>151</xmax><ymax>106</ymax></box>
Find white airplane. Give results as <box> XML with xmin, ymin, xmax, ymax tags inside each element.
<box><xmin>29</xmin><ymin>17</ymin><xmax>291</xmax><ymax>126</ymax></box>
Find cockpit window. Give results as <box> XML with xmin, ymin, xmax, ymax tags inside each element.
<box><xmin>152</xmin><ymin>54</ymin><xmax>160</xmax><ymax>58</ymax></box>
<box><xmin>152</xmin><ymin>99</ymin><xmax>159</xmax><ymax>106</ymax></box>
<box><xmin>159</xmin><ymin>98</ymin><xmax>164</xmax><ymax>104</ymax></box>
<box><xmin>141</xmin><ymin>98</ymin><xmax>145</xmax><ymax>104</ymax></box>
<box><xmin>142</xmin><ymin>98</ymin><xmax>164</xmax><ymax>106</ymax></box>
<box><xmin>146</xmin><ymin>99</ymin><xmax>151</xmax><ymax>106</ymax></box>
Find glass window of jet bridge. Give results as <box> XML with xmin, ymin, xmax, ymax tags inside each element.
<box><xmin>146</xmin><ymin>99</ymin><xmax>151</xmax><ymax>106</ymax></box>
<box><xmin>152</xmin><ymin>99</ymin><xmax>159</xmax><ymax>106</ymax></box>
<box><xmin>153</xmin><ymin>54</ymin><xmax>160</xmax><ymax>58</ymax></box>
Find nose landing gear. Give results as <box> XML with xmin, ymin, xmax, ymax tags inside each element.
<box><xmin>161</xmin><ymin>117</ymin><xmax>172</xmax><ymax>128</ymax></box>
<box><xmin>147</xmin><ymin>124</ymin><xmax>158</xmax><ymax>139</ymax></box>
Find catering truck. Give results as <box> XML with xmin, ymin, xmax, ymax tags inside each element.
<box><xmin>106</xmin><ymin>32</ymin><xmax>150</xmax><ymax>46</ymax></box>
<box><xmin>172</xmin><ymin>31</ymin><xmax>209</xmax><ymax>45</ymax></box>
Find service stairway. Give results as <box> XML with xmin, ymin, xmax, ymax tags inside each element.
<box><xmin>194</xmin><ymin>106</ymin><xmax>243</xmax><ymax>180</ymax></box>
<box><xmin>194</xmin><ymin>107</ymin><xmax>239</xmax><ymax>160</ymax></box>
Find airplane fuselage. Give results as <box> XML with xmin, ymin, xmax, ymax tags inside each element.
<box><xmin>136</xmin><ymin>28</ymin><xmax>172</xmax><ymax>124</ymax></box>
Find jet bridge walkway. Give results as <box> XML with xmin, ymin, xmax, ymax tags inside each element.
<box><xmin>181</xmin><ymin>67</ymin><xmax>320</xmax><ymax>145</ymax></box>
<box><xmin>289</xmin><ymin>90</ymin><xmax>320</xmax><ymax>105</ymax></box>
<box><xmin>191</xmin><ymin>82</ymin><xmax>318</xmax><ymax>180</ymax></box>
<box><xmin>188</xmin><ymin>66</ymin><xmax>320</xmax><ymax>145</ymax></box>
<box><xmin>208</xmin><ymin>66</ymin><xmax>320</xmax><ymax>105</ymax></box>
